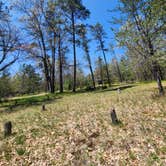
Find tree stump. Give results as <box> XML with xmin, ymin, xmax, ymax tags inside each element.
<box><xmin>110</xmin><ymin>108</ymin><xmax>119</xmax><ymax>125</ymax></box>
<box><xmin>42</xmin><ymin>104</ymin><xmax>46</xmax><ymax>111</ymax></box>
<box><xmin>4</xmin><ymin>121</ymin><xmax>12</xmax><ymax>137</ymax></box>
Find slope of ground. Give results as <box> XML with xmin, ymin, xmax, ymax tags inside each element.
<box><xmin>0</xmin><ymin>82</ymin><xmax>166</xmax><ymax>165</ymax></box>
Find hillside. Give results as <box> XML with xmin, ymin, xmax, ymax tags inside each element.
<box><xmin>0</xmin><ymin>83</ymin><xmax>166</xmax><ymax>165</ymax></box>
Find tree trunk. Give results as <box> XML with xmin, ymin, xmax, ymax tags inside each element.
<box><xmin>89</xmin><ymin>64</ymin><xmax>96</xmax><ymax>89</ymax></box>
<box><xmin>132</xmin><ymin>7</ymin><xmax>164</xmax><ymax>94</ymax></box>
<box><xmin>87</xmin><ymin>53</ymin><xmax>95</xmax><ymax>89</ymax></box>
<box><xmin>50</xmin><ymin>34</ymin><xmax>56</xmax><ymax>93</ymax></box>
<box><xmin>71</xmin><ymin>12</ymin><xmax>76</xmax><ymax>92</ymax></box>
<box><xmin>157</xmin><ymin>72</ymin><xmax>164</xmax><ymax>95</ymax></box>
<box><xmin>99</xmin><ymin>57</ymin><xmax>104</xmax><ymax>87</ymax></box>
<box><xmin>148</xmin><ymin>38</ymin><xmax>164</xmax><ymax>95</ymax></box>
<box><xmin>115</xmin><ymin>60</ymin><xmax>123</xmax><ymax>82</ymax></box>
<box><xmin>43</xmin><ymin>58</ymin><xmax>51</xmax><ymax>91</ymax></box>
<box><xmin>40</xmin><ymin>30</ymin><xmax>51</xmax><ymax>92</ymax></box>
<box><xmin>58</xmin><ymin>33</ymin><xmax>63</xmax><ymax>93</ymax></box>
<box><xmin>102</xmin><ymin>49</ymin><xmax>111</xmax><ymax>86</ymax></box>
<box><xmin>152</xmin><ymin>61</ymin><xmax>164</xmax><ymax>95</ymax></box>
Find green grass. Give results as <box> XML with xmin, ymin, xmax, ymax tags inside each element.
<box><xmin>0</xmin><ymin>83</ymin><xmax>136</xmax><ymax>112</ymax></box>
<box><xmin>0</xmin><ymin>93</ymin><xmax>58</xmax><ymax>108</ymax></box>
<box><xmin>0</xmin><ymin>82</ymin><xmax>166</xmax><ymax>165</ymax></box>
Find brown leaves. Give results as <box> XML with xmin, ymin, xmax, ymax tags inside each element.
<box><xmin>0</xmin><ymin>83</ymin><xmax>166</xmax><ymax>165</ymax></box>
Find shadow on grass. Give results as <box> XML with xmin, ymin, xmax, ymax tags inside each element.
<box><xmin>94</xmin><ymin>84</ymin><xmax>137</xmax><ymax>93</ymax></box>
<box><xmin>58</xmin><ymin>84</ymin><xmax>137</xmax><ymax>95</ymax></box>
<box><xmin>0</xmin><ymin>84</ymin><xmax>137</xmax><ymax>114</ymax></box>
<box><xmin>0</xmin><ymin>94</ymin><xmax>62</xmax><ymax>114</ymax></box>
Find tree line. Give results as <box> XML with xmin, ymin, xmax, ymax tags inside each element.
<box><xmin>0</xmin><ymin>0</ymin><xmax>165</xmax><ymax>98</ymax></box>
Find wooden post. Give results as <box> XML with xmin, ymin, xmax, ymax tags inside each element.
<box><xmin>110</xmin><ymin>108</ymin><xmax>119</xmax><ymax>125</ymax></box>
<box><xmin>117</xmin><ymin>88</ymin><xmax>121</xmax><ymax>94</ymax></box>
<box><xmin>4</xmin><ymin>121</ymin><xmax>12</xmax><ymax>137</ymax></box>
<box><xmin>42</xmin><ymin>104</ymin><xmax>46</xmax><ymax>111</ymax></box>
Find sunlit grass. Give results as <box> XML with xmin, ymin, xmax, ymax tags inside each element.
<box><xmin>0</xmin><ymin>82</ymin><xmax>166</xmax><ymax>165</ymax></box>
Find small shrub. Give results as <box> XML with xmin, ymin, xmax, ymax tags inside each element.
<box><xmin>129</xmin><ymin>151</ymin><xmax>136</xmax><ymax>160</ymax></box>
<box><xmin>30</xmin><ymin>128</ymin><xmax>40</xmax><ymax>138</ymax></box>
<box><xmin>102</xmin><ymin>85</ymin><xmax>107</xmax><ymax>89</ymax></box>
<box><xmin>85</xmin><ymin>86</ymin><xmax>95</xmax><ymax>91</ymax></box>
<box><xmin>16</xmin><ymin>147</ymin><xmax>26</xmax><ymax>156</ymax></box>
<box><xmin>15</xmin><ymin>134</ymin><xmax>26</xmax><ymax>145</ymax></box>
<box><xmin>147</xmin><ymin>152</ymin><xmax>160</xmax><ymax>164</ymax></box>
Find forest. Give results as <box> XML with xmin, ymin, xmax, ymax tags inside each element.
<box><xmin>0</xmin><ymin>0</ymin><xmax>166</xmax><ymax>165</ymax></box>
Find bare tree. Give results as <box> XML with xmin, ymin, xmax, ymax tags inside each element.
<box><xmin>0</xmin><ymin>2</ymin><xmax>20</xmax><ymax>72</ymax></box>
<box><xmin>59</xmin><ymin>0</ymin><xmax>90</xmax><ymax>92</ymax></box>
<box><xmin>77</xmin><ymin>24</ymin><xmax>95</xmax><ymax>89</ymax></box>
<box><xmin>90</xmin><ymin>23</ymin><xmax>111</xmax><ymax>86</ymax></box>
<box><xmin>15</xmin><ymin>0</ymin><xmax>60</xmax><ymax>93</ymax></box>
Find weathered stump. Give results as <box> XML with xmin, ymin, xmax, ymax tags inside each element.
<box><xmin>110</xmin><ymin>108</ymin><xmax>119</xmax><ymax>125</ymax></box>
<box><xmin>42</xmin><ymin>104</ymin><xmax>46</xmax><ymax>111</ymax></box>
<box><xmin>4</xmin><ymin>121</ymin><xmax>12</xmax><ymax>137</ymax></box>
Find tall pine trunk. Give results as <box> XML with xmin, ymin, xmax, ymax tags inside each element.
<box><xmin>89</xmin><ymin>64</ymin><xmax>95</xmax><ymax>89</ymax></box>
<box><xmin>50</xmin><ymin>34</ymin><xmax>56</xmax><ymax>93</ymax></box>
<box><xmin>58</xmin><ymin>33</ymin><xmax>63</xmax><ymax>93</ymax></box>
<box><xmin>87</xmin><ymin>53</ymin><xmax>95</xmax><ymax>89</ymax></box>
<box><xmin>102</xmin><ymin>48</ymin><xmax>111</xmax><ymax>86</ymax></box>
<box><xmin>99</xmin><ymin>57</ymin><xmax>104</xmax><ymax>87</ymax></box>
<box><xmin>71</xmin><ymin>12</ymin><xmax>76</xmax><ymax>92</ymax></box>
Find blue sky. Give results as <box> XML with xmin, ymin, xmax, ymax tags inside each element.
<box><xmin>9</xmin><ymin>0</ymin><xmax>124</xmax><ymax>75</ymax></box>
<box><xmin>79</xmin><ymin>0</ymin><xmax>123</xmax><ymax>73</ymax></box>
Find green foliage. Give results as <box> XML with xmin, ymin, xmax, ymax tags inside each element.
<box><xmin>60</xmin><ymin>0</ymin><xmax>90</xmax><ymax>19</ymax></box>
<box><xmin>13</xmin><ymin>64</ymin><xmax>42</xmax><ymax>94</ymax></box>
<box><xmin>0</xmin><ymin>71</ymin><xmax>12</xmax><ymax>98</ymax></box>
<box><xmin>119</xmin><ymin>57</ymin><xmax>135</xmax><ymax>81</ymax></box>
<box><xmin>15</xmin><ymin>134</ymin><xmax>26</xmax><ymax>145</ymax></box>
<box><xmin>147</xmin><ymin>152</ymin><xmax>160</xmax><ymax>164</ymax></box>
<box><xmin>90</xmin><ymin>23</ymin><xmax>107</xmax><ymax>51</ymax></box>
<box><xmin>158</xmin><ymin>146</ymin><xmax>166</xmax><ymax>155</ymax></box>
<box><xmin>16</xmin><ymin>147</ymin><xmax>26</xmax><ymax>156</ymax></box>
<box><xmin>111</xmin><ymin>0</ymin><xmax>166</xmax><ymax>83</ymax></box>
<box><xmin>129</xmin><ymin>151</ymin><xmax>136</xmax><ymax>160</ymax></box>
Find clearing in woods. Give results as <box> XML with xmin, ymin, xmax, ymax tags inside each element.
<box><xmin>0</xmin><ymin>82</ymin><xmax>166</xmax><ymax>165</ymax></box>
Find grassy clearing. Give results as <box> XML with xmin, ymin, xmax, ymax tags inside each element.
<box><xmin>0</xmin><ymin>82</ymin><xmax>166</xmax><ymax>165</ymax></box>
